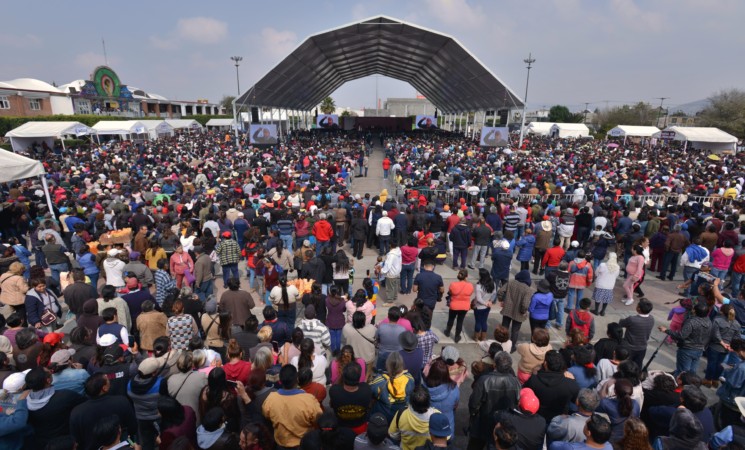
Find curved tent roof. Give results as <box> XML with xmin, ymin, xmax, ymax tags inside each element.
<box><xmin>236</xmin><ymin>16</ymin><xmax>523</xmax><ymax>113</ymax></box>
<box><xmin>607</xmin><ymin>125</ymin><xmax>660</xmax><ymax>137</ymax></box>
<box><xmin>550</xmin><ymin>123</ymin><xmax>591</xmax><ymax>138</ymax></box>
<box><xmin>525</xmin><ymin>122</ymin><xmax>554</xmax><ymax>136</ymax></box>
<box><xmin>206</xmin><ymin>118</ymin><xmax>236</xmax><ymax>128</ymax></box>
<box><xmin>92</xmin><ymin>120</ymin><xmax>147</xmax><ymax>135</ymax></box>
<box><xmin>165</xmin><ymin>119</ymin><xmax>203</xmax><ymax>130</ymax></box>
<box><xmin>652</xmin><ymin>126</ymin><xmax>737</xmax><ymax>143</ymax></box>
<box><xmin>5</xmin><ymin>121</ymin><xmax>92</xmax><ymax>138</ymax></box>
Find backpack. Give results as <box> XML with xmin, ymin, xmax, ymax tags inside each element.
<box><xmin>568</xmin><ymin>310</ymin><xmax>593</xmax><ymax>338</ymax></box>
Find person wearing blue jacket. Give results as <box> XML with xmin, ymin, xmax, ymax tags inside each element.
<box><xmin>529</xmin><ymin>279</ymin><xmax>554</xmax><ymax>331</ymax></box>
<box><xmin>422</xmin><ymin>359</ymin><xmax>460</xmax><ymax>436</ymax></box>
<box><xmin>516</xmin><ymin>228</ymin><xmax>537</xmax><ymax>271</ymax></box>
<box><xmin>0</xmin><ymin>390</ymin><xmax>31</xmax><ymax>450</ymax></box>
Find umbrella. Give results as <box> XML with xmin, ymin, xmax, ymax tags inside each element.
<box><xmin>607</xmin><ymin>143</ymin><xmax>619</xmax><ymax>148</ymax></box>
<box><xmin>707</xmin><ymin>154</ymin><xmax>721</xmax><ymax>161</ymax></box>
<box><xmin>262</xmin><ymin>153</ymin><xmax>272</xmax><ymax>159</ymax></box>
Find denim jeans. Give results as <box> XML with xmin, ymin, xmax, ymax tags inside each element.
<box><xmin>683</xmin><ymin>266</ymin><xmax>699</xmax><ymax>296</ymax></box>
<box><xmin>474</xmin><ymin>308</ymin><xmax>489</xmax><ymax>333</ymax></box>
<box><xmin>378</xmin><ymin>235</ymin><xmax>391</xmax><ymax>255</ymax></box>
<box><xmin>248</xmin><ymin>268</ymin><xmax>256</xmax><ymax>289</ymax></box>
<box><xmin>675</xmin><ymin>347</ymin><xmax>703</xmax><ymax>376</ymax></box>
<box><xmin>383</xmin><ymin>169</ymin><xmax>389</xmax><ymax>179</ymax></box>
<box><xmin>49</xmin><ymin>263</ymin><xmax>68</xmax><ymax>284</ymax></box>
<box><xmin>711</xmin><ymin>268</ymin><xmax>728</xmax><ymax>282</ymax></box>
<box><xmin>329</xmin><ymin>328</ymin><xmax>342</xmax><ymax>353</ymax></box>
<box><xmin>566</xmin><ymin>288</ymin><xmax>584</xmax><ymax>310</ymax></box>
<box><xmin>400</xmin><ymin>263</ymin><xmax>415</xmax><ymax>294</ymax></box>
<box><xmin>732</xmin><ymin>271</ymin><xmax>745</xmax><ymax>299</ymax></box>
<box><xmin>470</xmin><ymin>245</ymin><xmax>488</xmax><ymax>268</ymax></box>
<box><xmin>87</xmin><ymin>272</ymin><xmax>99</xmax><ymax>291</ymax></box>
<box><xmin>452</xmin><ymin>247</ymin><xmax>468</xmax><ymax>268</ymax></box>
<box><xmin>660</xmin><ymin>252</ymin><xmax>681</xmax><ymax>279</ymax></box>
<box><xmin>222</xmin><ymin>263</ymin><xmax>239</xmax><ymax>286</ymax></box>
<box><xmin>195</xmin><ymin>279</ymin><xmax>214</xmax><ymax>302</ymax></box>
<box><xmin>704</xmin><ymin>347</ymin><xmax>727</xmax><ymax>381</ymax></box>
<box><xmin>280</xmin><ymin>234</ymin><xmax>294</xmax><ymax>252</ymax></box>
<box><xmin>316</xmin><ymin>240</ymin><xmax>331</xmax><ymax>255</ymax></box>
<box><xmin>553</xmin><ymin>298</ymin><xmax>566</xmax><ymax>327</ymax></box>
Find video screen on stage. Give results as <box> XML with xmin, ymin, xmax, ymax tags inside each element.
<box><xmin>480</xmin><ymin>126</ymin><xmax>510</xmax><ymax>147</ymax></box>
<box><xmin>317</xmin><ymin>114</ymin><xmax>340</xmax><ymax>129</ymax></box>
<box><xmin>249</xmin><ymin>124</ymin><xmax>278</xmax><ymax>145</ymax></box>
<box><xmin>415</xmin><ymin>115</ymin><xmax>438</xmax><ymax>129</ymax></box>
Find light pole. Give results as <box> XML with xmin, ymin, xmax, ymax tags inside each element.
<box><xmin>517</xmin><ymin>53</ymin><xmax>536</xmax><ymax>149</ymax></box>
<box><xmin>656</xmin><ymin>97</ymin><xmax>668</xmax><ymax>128</ymax></box>
<box><xmin>230</xmin><ymin>56</ymin><xmax>243</xmax><ymax>96</ymax></box>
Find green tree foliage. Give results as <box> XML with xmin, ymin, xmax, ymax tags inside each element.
<box><xmin>699</xmin><ymin>89</ymin><xmax>745</xmax><ymax>138</ymax></box>
<box><xmin>548</xmin><ymin>105</ymin><xmax>584</xmax><ymax>123</ymax></box>
<box><xmin>594</xmin><ymin>102</ymin><xmax>657</xmax><ymax>134</ymax></box>
<box><xmin>220</xmin><ymin>95</ymin><xmax>236</xmax><ymax>111</ymax></box>
<box><xmin>320</xmin><ymin>96</ymin><xmax>336</xmax><ymax>114</ymax></box>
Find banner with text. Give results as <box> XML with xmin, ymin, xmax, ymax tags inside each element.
<box><xmin>317</xmin><ymin>114</ymin><xmax>340</xmax><ymax>129</ymax></box>
<box><xmin>415</xmin><ymin>115</ymin><xmax>438</xmax><ymax>129</ymax></box>
<box><xmin>480</xmin><ymin>127</ymin><xmax>510</xmax><ymax>147</ymax></box>
<box><xmin>249</xmin><ymin>124</ymin><xmax>278</xmax><ymax>145</ymax></box>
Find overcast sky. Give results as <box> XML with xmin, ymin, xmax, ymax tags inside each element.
<box><xmin>2</xmin><ymin>0</ymin><xmax>742</xmax><ymax>112</ymax></box>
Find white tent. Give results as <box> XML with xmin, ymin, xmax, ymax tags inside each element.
<box><xmin>5</xmin><ymin>121</ymin><xmax>94</xmax><ymax>152</ymax></box>
<box><xmin>92</xmin><ymin>120</ymin><xmax>148</xmax><ymax>140</ymax></box>
<box><xmin>524</xmin><ymin>122</ymin><xmax>554</xmax><ymax>136</ymax></box>
<box><xmin>607</xmin><ymin>125</ymin><xmax>660</xmax><ymax>138</ymax></box>
<box><xmin>165</xmin><ymin>119</ymin><xmax>203</xmax><ymax>131</ymax></box>
<box><xmin>550</xmin><ymin>123</ymin><xmax>591</xmax><ymax>138</ymax></box>
<box><xmin>653</xmin><ymin>126</ymin><xmax>738</xmax><ymax>153</ymax></box>
<box><xmin>138</xmin><ymin>120</ymin><xmax>175</xmax><ymax>139</ymax></box>
<box><xmin>205</xmin><ymin>118</ymin><xmax>237</xmax><ymax>130</ymax></box>
<box><xmin>0</xmin><ymin>148</ymin><xmax>54</xmax><ymax>213</ymax></box>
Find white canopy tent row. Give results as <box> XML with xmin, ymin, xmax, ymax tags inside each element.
<box><xmin>205</xmin><ymin>118</ymin><xmax>238</xmax><ymax>130</ymax></box>
<box><xmin>138</xmin><ymin>120</ymin><xmax>175</xmax><ymax>140</ymax></box>
<box><xmin>0</xmin><ymin>148</ymin><xmax>54</xmax><ymax>214</ymax></box>
<box><xmin>91</xmin><ymin>120</ymin><xmax>148</xmax><ymax>142</ymax></box>
<box><xmin>653</xmin><ymin>126</ymin><xmax>738</xmax><ymax>153</ymax></box>
<box><xmin>165</xmin><ymin>119</ymin><xmax>203</xmax><ymax>132</ymax></box>
<box><xmin>550</xmin><ymin>123</ymin><xmax>591</xmax><ymax>138</ymax></box>
<box><xmin>606</xmin><ymin>125</ymin><xmax>661</xmax><ymax>143</ymax></box>
<box><xmin>524</xmin><ymin>122</ymin><xmax>554</xmax><ymax>136</ymax></box>
<box><xmin>4</xmin><ymin>121</ymin><xmax>94</xmax><ymax>152</ymax></box>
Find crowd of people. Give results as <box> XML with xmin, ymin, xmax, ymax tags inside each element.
<box><xmin>0</xmin><ymin>127</ymin><xmax>742</xmax><ymax>449</ymax></box>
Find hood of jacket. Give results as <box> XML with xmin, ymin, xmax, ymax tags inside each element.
<box><xmin>534</xmin><ymin>370</ymin><xmax>568</xmax><ymax>388</ymax></box>
<box><xmin>527</xmin><ymin>343</ymin><xmax>551</xmax><ymax>359</ymax></box>
<box><xmin>426</xmin><ymin>382</ymin><xmax>455</xmax><ymax>403</ymax></box>
<box><xmin>197</xmin><ymin>424</ymin><xmax>226</xmax><ymax>449</ymax></box>
<box><xmin>129</xmin><ymin>374</ymin><xmax>160</xmax><ymax>396</ymax></box>
<box><xmin>301</xmin><ymin>318</ymin><xmax>326</xmax><ymax>331</ymax></box>
<box><xmin>27</xmin><ymin>387</ymin><xmax>55</xmax><ymax>411</ymax></box>
<box><xmin>384</xmin><ymin>372</ymin><xmax>410</xmax><ymax>401</ymax></box>
<box><xmin>104</xmin><ymin>258</ymin><xmax>123</xmax><ymax>269</ymax></box>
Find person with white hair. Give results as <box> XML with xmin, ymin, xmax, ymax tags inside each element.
<box><xmin>592</xmin><ymin>252</ymin><xmax>621</xmax><ymax>316</ymax></box>
<box><xmin>375</xmin><ymin>210</ymin><xmax>395</xmax><ymax>256</ymax></box>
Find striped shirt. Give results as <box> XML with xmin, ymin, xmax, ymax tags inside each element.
<box><xmin>503</xmin><ymin>212</ymin><xmax>520</xmax><ymax>231</ymax></box>
<box><xmin>216</xmin><ymin>239</ymin><xmax>241</xmax><ymax>265</ymax></box>
<box><xmin>154</xmin><ymin>269</ymin><xmax>175</xmax><ymax>305</ymax></box>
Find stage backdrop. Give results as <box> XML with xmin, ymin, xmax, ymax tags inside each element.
<box><xmin>249</xmin><ymin>124</ymin><xmax>278</xmax><ymax>145</ymax></box>
<box><xmin>316</xmin><ymin>114</ymin><xmax>340</xmax><ymax>129</ymax></box>
<box><xmin>480</xmin><ymin>126</ymin><xmax>510</xmax><ymax>147</ymax></box>
<box><xmin>415</xmin><ymin>115</ymin><xmax>438</xmax><ymax>130</ymax></box>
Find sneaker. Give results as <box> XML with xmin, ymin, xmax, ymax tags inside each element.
<box><xmin>623</xmin><ymin>298</ymin><xmax>634</xmax><ymax>306</ymax></box>
<box><xmin>443</xmin><ymin>329</ymin><xmax>451</xmax><ymax>337</ymax></box>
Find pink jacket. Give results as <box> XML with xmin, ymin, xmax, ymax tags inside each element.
<box><xmin>625</xmin><ymin>255</ymin><xmax>645</xmax><ymax>281</ymax></box>
<box><xmin>711</xmin><ymin>248</ymin><xmax>735</xmax><ymax>270</ymax></box>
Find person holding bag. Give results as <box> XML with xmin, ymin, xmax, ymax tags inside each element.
<box><xmin>170</xmin><ymin>245</ymin><xmax>194</xmax><ymax>289</ymax></box>
<box><xmin>25</xmin><ymin>277</ymin><xmax>62</xmax><ymax>332</ymax></box>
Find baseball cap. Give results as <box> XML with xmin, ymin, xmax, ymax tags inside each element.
<box><xmin>50</xmin><ymin>349</ymin><xmax>76</xmax><ymax>366</ymax></box>
<box><xmin>98</xmin><ymin>333</ymin><xmax>118</xmax><ymax>347</ymax></box>
<box><xmin>441</xmin><ymin>346</ymin><xmax>459</xmax><ymax>365</ymax></box>
<box><xmin>3</xmin><ymin>369</ymin><xmax>30</xmax><ymax>393</ymax></box>
<box><xmin>429</xmin><ymin>412</ymin><xmax>452</xmax><ymax>438</ymax></box>
<box><xmin>570</xmin><ymin>240</ymin><xmax>579</xmax><ymax>248</ymax></box>
<box><xmin>519</xmin><ymin>387</ymin><xmax>540</xmax><ymax>414</ymax></box>
<box><xmin>128</xmin><ymin>251</ymin><xmax>140</xmax><ymax>260</ymax></box>
<box><xmin>138</xmin><ymin>358</ymin><xmax>161</xmax><ymax>376</ymax></box>
<box><xmin>222</xmin><ymin>231</ymin><xmax>232</xmax><ymax>238</ymax></box>
<box><xmin>107</xmin><ymin>249</ymin><xmax>120</xmax><ymax>257</ymax></box>
<box><xmin>366</xmin><ymin>413</ymin><xmax>389</xmax><ymax>442</ymax></box>
<box><xmin>43</xmin><ymin>332</ymin><xmax>64</xmax><ymax>346</ymax></box>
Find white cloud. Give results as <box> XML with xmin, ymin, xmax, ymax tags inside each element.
<box><xmin>149</xmin><ymin>17</ymin><xmax>228</xmax><ymax>50</ymax></box>
<box><xmin>426</xmin><ymin>0</ymin><xmax>485</xmax><ymax>29</ymax></box>
<box><xmin>610</xmin><ymin>0</ymin><xmax>665</xmax><ymax>31</ymax></box>
<box><xmin>0</xmin><ymin>33</ymin><xmax>42</xmax><ymax>48</ymax></box>
<box><xmin>260</xmin><ymin>27</ymin><xmax>298</xmax><ymax>60</ymax></box>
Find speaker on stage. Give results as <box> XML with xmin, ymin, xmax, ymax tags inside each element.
<box><xmin>251</xmin><ymin>107</ymin><xmax>259</xmax><ymax>124</ymax></box>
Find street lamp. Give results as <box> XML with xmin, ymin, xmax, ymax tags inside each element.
<box><xmin>517</xmin><ymin>53</ymin><xmax>536</xmax><ymax>149</ymax></box>
<box><xmin>230</xmin><ymin>56</ymin><xmax>243</xmax><ymax>96</ymax></box>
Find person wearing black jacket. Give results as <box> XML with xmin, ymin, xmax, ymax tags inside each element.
<box><xmin>659</xmin><ymin>301</ymin><xmax>712</xmax><ymax>376</ymax></box>
<box><xmin>449</xmin><ymin>218</ymin><xmax>472</xmax><ymax>270</ymax></box>
<box><xmin>350</xmin><ymin>210</ymin><xmax>369</xmax><ymax>260</ymax></box>
<box><xmin>467</xmin><ymin>351</ymin><xmax>520</xmax><ymax>450</ymax></box>
<box><xmin>25</xmin><ymin>366</ymin><xmax>86</xmax><ymax>449</ymax></box>
<box><xmin>523</xmin><ymin>350</ymin><xmax>580</xmax><ymax>424</ymax></box>
<box><xmin>493</xmin><ymin>387</ymin><xmax>547</xmax><ymax>450</ymax></box>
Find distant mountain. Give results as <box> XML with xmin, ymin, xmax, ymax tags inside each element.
<box><xmin>669</xmin><ymin>98</ymin><xmax>710</xmax><ymax>116</ymax></box>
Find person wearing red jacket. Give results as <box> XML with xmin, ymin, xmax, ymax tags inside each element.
<box><xmin>312</xmin><ymin>212</ymin><xmax>334</xmax><ymax>254</ymax></box>
<box><xmin>382</xmin><ymin>157</ymin><xmax>391</xmax><ymax>179</ymax></box>
<box><xmin>541</xmin><ymin>239</ymin><xmax>566</xmax><ymax>276</ymax></box>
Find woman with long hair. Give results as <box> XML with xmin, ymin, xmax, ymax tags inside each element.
<box><xmin>472</xmin><ymin>268</ymin><xmax>496</xmax><ymax>341</ymax></box>
<box><xmin>167</xmin><ymin>299</ymin><xmax>199</xmax><ymax>351</ymax></box>
<box><xmin>266</xmin><ymin>239</ymin><xmax>293</xmax><ymax>273</ymax></box>
<box><xmin>325</xmin><ymin>285</ymin><xmax>346</xmax><ymax>353</ymax></box>
<box><xmin>444</xmin><ymin>269</ymin><xmax>474</xmax><ymax>343</ymax></box>
<box><xmin>593</xmin><ymin>252</ymin><xmax>620</xmax><ymax>316</ymax></box>
<box><xmin>345</xmin><ymin>288</ymin><xmax>374</xmax><ymax>325</ymax></box>
<box><xmin>704</xmin><ymin>303</ymin><xmax>741</xmax><ymax>387</ymax></box>
<box><xmin>422</xmin><ymin>358</ymin><xmax>459</xmax><ymax>435</ymax></box>
<box><xmin>597</xmin><ymin>378</ymin><xmax>640</xmax><ymax>442</ymax></box>
<box><xmin>594</xmin><ymin>322</ymin><xmax>623</xmax><ymax>363</ymax></box>
<box><xmin>144</xmin><ymin>238</ymin><xmax>166</xmax><ymax>271</ymax></box>
<box><xmin>290</xmin><ymin>338</ymin><xmax>327</xmax><ymax>385</ymax></box>
<box><xmin>301</xmin><ymin>282</ymin><xmax>327</xmax><ymax>324</ymax></box>
<box><xmin>613</xmin><ymin>417</ymin><xmax>652</xmax><ymax>450</ymax></box>
<box><xmin>370</xmin><ymin>352</ymin><xmax>415</xmax><ymax>422</ymax></box>
<box><xmin>169</xmin><ymin>244</ymin><xmax>194</xmax><ymax>289</ymax></box>
<box><xmin>330</xmin><ymin>345</ymin><xmax>365</xmax><ymax>385</ymax></box>
<box><xmin>198</xmin><ymin>367</ymin><xmax>241</xmax><ymax>432</ymax></box>
<box><xmin>567</xmin><ymin>345</ymin><xmax>598</xmax><ymax>389</ymax></box>
<box><xmin>278</xmin><ymin>327</ymin><xmax>303</xmax><ymax>366</ymax></box>
<box><xmin>269</xmin><ymin>274</ymin><xmax>299</xmax><ymax>329</ymax></box>
<box><xmin>223</xmin><ymin>338</ymin><xmax>252</xmax><ymax>386</ymax></box>
<box><xmin>332</xmin><ymin>249</ymin><xmax>353</xmax><ymax>295</ymax></box>
<box><xmin>622</xmin><ymin>245</ymin><xmax>645</xmax><ymax>306</ymax></box>
<box><xmin>157</xmin><ymin>396</ymin><xmax>198</xmax><ymax>449</ymax></box>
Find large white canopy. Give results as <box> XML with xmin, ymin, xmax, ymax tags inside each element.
<box><xmin>138</xmin><ymin>120</ymin><xmax>175</xmax><ymax>139</ymax></box>
<box><xmin>5</xmin><ymin>121</ymin><xmax>94</xmax><ymax>152</ymax></box>
<box><xmin>653</xmin><ymin>126</ymin><xmax>738</xmax><ymax>152</ymax></box>
<box><xmin>165</xmin><ymin>119</ymin><xmax>203</xmax><ymax>130</ymax></box>
<box><xmin>206</xmin><ymin>118</ymin><xmax>236</xmax><ymax>129</ymax></box>
<box><xmin>92</xmin><ymin>120</ymin><xmax>147</xmax><ymax>137</ymax></box>
<box><xmin>524</xmin><ymin>122</ymin><xmax>554</xmax><ymax>136</ymax></box>
<box><xmin>607</xmin><ymin>125</ymin><xmax>660</xmax><ymax>138</ymax></box>
<box><xmin>550</xmin><ymin>123</ymin><xmax>591</xmax><ymax>138</ymax></box>
<box><xmin>0</xmin><ymin>148</ymin><xmax>55</xmax><ymax>213</ymax></box>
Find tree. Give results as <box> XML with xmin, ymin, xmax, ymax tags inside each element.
<box><xmin>340</xmin><ymin>110</ymin><xmax>357</xmax><ymax>117</ymax></box>
<box><xmin>548</xmin><ymin>105</ymin><xmax>583</xmax><ymax>123</ymax></box>
<box><xmin>320</xmin><ymin>96</ymin><xmax>336</xmax><ymax>114</ymax></box>
<box><xmin>220</xmin><ymin>95</ymin><xmax>236</xmax><ymax>111</ymax></box>
<box><xmin>699</xmin><ymin>89</ymin><xmax>745</xmax><ymax>138</ymax></box>
<box><xmin>593</xmin><ymin>102</ymin><xmax>656</xmax><ymax>133</ymax></box>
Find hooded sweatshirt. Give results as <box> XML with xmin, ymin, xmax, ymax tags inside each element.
<box><xmin>325</xmin><ymin>295</ymin><xmax>346</xmax><ymax>329</ymax></box>
<box><xmin>370</xmin><ymin>371</ymin><xmax>415</xmax><ymax>422</ymax></box>
<box><xmin>197</xmin><ymin>424</ymin><xmax>226</xmax><ymax>449</ymax></box>
<box><xmin>103</xmin><ymin>257</ymin><xmax>126</xmax><ymax>287</ymax></box>
<box><xmin>127</xmin><ymin>374</ymin><xmax>162</xmax><ymax>420</ymax></box>
<box><xmin>27</xmin><ymin>387</ymin><xmax>85</xmax><ymax>448</ymax></box>
<box><xmin>517</xmin><ymin>343</ymin><xmax>551</xmax><ymax>375</ymax></box>
<box><xmin>523</xmin><ymin>370</ymin><xmax>580</xmax><ymax>423</ymax></box>
<box><xmin>425</xmin><ymin>383</ymin><xmax>460</xmax><ymax>434</ymax></box>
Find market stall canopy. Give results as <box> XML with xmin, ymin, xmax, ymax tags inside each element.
<box><xmin>653</xmin><ymin>126</ymin><xmax>738</xmax><ymax>153</ymax></box>
<box><xmin>550</xmin><ymin>123</ymin><xmax>591</xmax><ymax>138</ymax></box>
<box><xmin>165</xmin><ymin>119</ymin><xmax>203</xmax><ymax>131</ymax></box>
<box><xmin>236</xmin><ymin>15</ymin><xmax>523</xmax><ymax>113</ymax></box>
<box><xmin>524</xmin><ymin>122</ymin><xmax>555</xmax><ymax>136</ymax></box>
<box><xmin>606</xmin><ymin>125</ymin><xmax>660</xmax><ymax>138</ymax></box>
<box><xmin>92</xmin><ymin>120</ymin><xmax>147</xmax><ymax>136</ymax></box>
<box><xmin>0</xmin><ymin>148</ymin><xmax>45</xmax><ymax>182</ymax></box>
<box><xmin>205</xmin><ymin>118</ymin><xmax>237</xmax><ymax>129</ymax></box>
<box><xmin>5</xmin><ymin>121</ymin><xmax>93</xmax><ymax>152</ymax></box>
<box><xmin>138</xmin><ymin>120</ymin><xmax>175</xmax><ymax>139</ymax></box>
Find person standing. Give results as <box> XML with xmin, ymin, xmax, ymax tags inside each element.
<box><xmin>622</xmin><ymin>246</ymin><xmax>645</xmax><ymax>307</ymax></box>
<box><xmin>618</xmin><ymin>298</ymin><xmax>654</xmax><ymax>368</ymax></box>
<box><xmin>473</xmin><ymin>269</ymin><xmax>496</xmax><ymax>341</ymax></box>
<box><xmin>498</xmin><ymin>270</ymin><xmax>535</xmax><ymax>353</ymax></box>
<box><xmin>41</xmin><ymin>234</ymin><xmax>69</xmax><ymax>285</ymax></box>
<box><xmin>413</xmin><ymin>260</ymin><xmax>444</xmax><ymax>310</ymax></box>
<box><xmin>376</xmin><ymin>211</ymin><xmax>395</xmax><ymax>256</ymax></box>
<box><xmin>216</xmin><ymin>231</ymin><xmax>241</xmax><ymax>288</ymax></box>
<box><xmin>443</xmin><ymin>270</ymin><xmax>474</xmax><ymax>343</ymax></box>
<box><xmin>592</xmin><ymin>252</ymin><xmax>620</xmax><ymax>315</ymax></box>
<box><xmin>263</xmin><ymin>365</ymin><xmax>323</xmax><ymax>449</ymax></box>
<box><xmin>566</xmin><ymin>250</ymin><xmax>593</xmax><ymax>311</ymax></box>
<box><xmin>658</xmin><ymin>224</ymin><xmax>689</xmax><ymax>281</ymax></box>
<box><xmin>449</xmin><ymin>218</ymin><xmax>472</xmax><ymax>270</ymax></box>
<box><xmin>542</xmin><ymin>239</ymin><xmax>566</xmax><ymax>277</ymax></box>
<box><xmin>400</xmin><ymin>237</ymin><xmax>419</xmax><ymax>295</ymax></box>
<box><xmin>533</xmin><ymin>217</ymin><xmax>553</xmax><ymax>274</ymax></box>
<box><xmin>516</xmin><ymin>228</ymin><xmax>537</xmax><ymax>272</ymax></box>
<box><xmin>382</xmin><ymin>157</ymin><xmax>391</xmax><ymax>179</ymax></box>
<box><xmin>528</xmin><ymin>279</ymin><xmax>554</xmax><ymax>331</ymax></box>
<box><xmin>469</xmin><ymin>217</ymin><xmax>492</xmax><ymax>270</ymax></box>
<box><xmin>659</xmin><ymin>301</ymin><xmax>711</xmax><ymax>376</ymax></box>
<box><xmin>380</xmin><ymin>242</ymin><xmax>402</xmax><ymax>306</ymax></box>
<box><xmin>704</xmin><ymin>304</ymin><xmax>741</xmax><ymax>388</ymax></box>
<box><xmin>547</xmin><ymin>261</ymin><xmax>570</xmax><ymax>328</ymax></box>
<box><xmin>192</xmin><ymin>246</ymin><xmax>214</xmax><ymax>302</ymax></box>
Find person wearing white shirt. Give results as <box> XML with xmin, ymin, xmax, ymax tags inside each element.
<box><xmin>375</xmin><ymin>210</ymin><xmax>396</xmax><ymax>256</ymax></box>
<box><xmin>380</xmin><ymin>242</ymin><xmax>402</xmax><ymax>306</ymax></box>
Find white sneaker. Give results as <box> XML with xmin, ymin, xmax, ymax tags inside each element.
<box><xmin>623</xmin><ymin>298</ymin><xmax>634</xmax><ymax>306</ymax></box>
